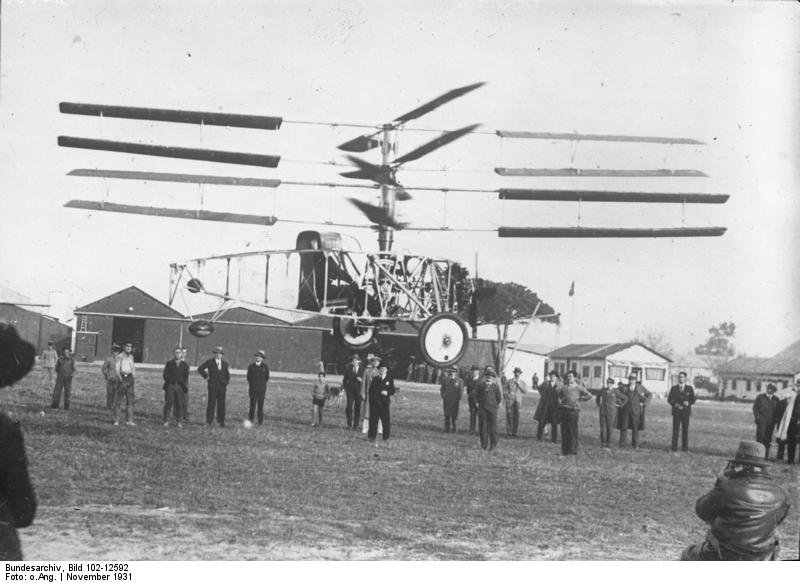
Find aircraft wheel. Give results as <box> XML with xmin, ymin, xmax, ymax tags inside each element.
<box><xmin>418</xmin><ymin>313</ymin><xmax>469</xmax><ymax>367</ymax></box>
<box><xmin>332</xmin><ymin>317</ymin><xmax>377</xmax><ymax>350</ymax></box>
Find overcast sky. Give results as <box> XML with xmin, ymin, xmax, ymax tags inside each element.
<box><xmin>1</xmin><ymin>0</ymin><xmax>798</xmax><ymax>357</ymax></box>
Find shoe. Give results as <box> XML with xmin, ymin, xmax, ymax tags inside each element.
<box><xmin>177</xmin><ymin>423</ymin><xmax>183</xmax><ymax>428</ymax></box>
<box><xmin>126</xmin><ymin>421</ymin><xmax>136</xmax><ymax>426</ymax></box>
<box><xmin>163</xmin><ymin>422</ymin><xmax>170</xmax><ymax>427</ymax></box>
<box><xmin>113</xmin><ymin>421</ymin><xmax>119</xmax><ymax>426</ymax></box>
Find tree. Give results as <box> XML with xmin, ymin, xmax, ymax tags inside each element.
<box><xmin>632</xmin><ymin>328</ymin><xmax>675</xmax><ymax>359</ymax></box>
<box><xmin>695</xmin><ymin>321</ymin><xmax>736</xmax><ymax>357</ymax></box>
<box><xmin>466</xmin><ymin>278</ymin><xmax>560</xmax><ymax>371</ymax></box>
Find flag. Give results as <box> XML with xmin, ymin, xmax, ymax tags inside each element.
<box><xmin>568</xmin><ymin>281</ymin><xmax>575</xmax><ymax>297</ymax></box>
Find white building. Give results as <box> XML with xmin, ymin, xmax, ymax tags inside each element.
<box><xmin>547</xmin><ymin>342</ymin><xmax>672</xmax><ymax>396</ymax></box>
<box><xmin>717</xmin><ymin>339</ymin><xmax>800</xmax><ymax>401</ymax></box>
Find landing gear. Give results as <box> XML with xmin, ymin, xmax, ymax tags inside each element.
<box><xmin>418</xmin><ymin>313</ymin><xmax>469</xmax><ymax>367</ymax></box>
<box><xmin>332</xmin><ymin>316</ymin><xmax>377</xmax><ymax>351</ymax></box>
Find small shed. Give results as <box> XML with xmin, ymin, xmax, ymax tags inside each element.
<box><xmin>547</xmin><ymin>342</ymin><xmax>672</xmax><ymax>396</ymax></box>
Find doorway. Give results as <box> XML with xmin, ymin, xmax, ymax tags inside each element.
<box><xmin>112</xmin><ymin>317</ymin><xmax>145</xmax><ymax>363</ymax></box>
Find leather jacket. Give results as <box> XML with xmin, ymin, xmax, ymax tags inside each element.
<box><xmin>695</xmin><ymin>470</ymin><xmax>790</xmax><ymax>559</ymax></box>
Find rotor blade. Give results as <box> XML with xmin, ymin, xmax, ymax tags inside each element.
<box><xmin>498</xmin><ymin>226</ymin><xmax>727</xmax><ymax>238</ymax></box>
<box><xmin>498</xmin><ymin>189</ymin><xmax>728</xmax><ymax>204</ymax></box>
<box><xmin>393</xmin><ymin>82</ymin><xmax>486</xmax><ymax>124</ymax></box>
<box><xmin>340</xmin><ymin>155</ymin><xmax>397</xmax><ymax>186</ymax></box>
<box><xmin>65</xmin><ymin>200</ymin><xmax>277</xmax><ymax>225</ymax></box>
<box><xmin>68</xmin><ymin>169</ymin><xmax>281</xmax><ymax>188</ymax></box>
<box><xmin>496</xmin><ymin>130</ymin><xmax>703</xmax><ymax>145</ymax></box>
<box><xmin>495</xmin><ymin>168</ymin><xmax>708</xmax><ymax>178</ymax></box>
<box><xmin>392</xmin><ymin>124</ymin><xmax>480</xmax><ymax>166</ymax></box>
<box><xmin>337</xmin><ymin>134</ymin><xmax>381</xmax><ymax>153</ymax></box>
<box><xmin>58</xmin><ymin>136</ymin><xmax>281</xmax><ymax>168</ymax></box>
<box><xmin>347</xmin><ymin>198</ymin><xmax>406</xmax><ymax>230</ymax></box>
<box><xmin>59</xmin><ymin>102</ymin><xmax>282</xmax><ymax>130</ymax></box>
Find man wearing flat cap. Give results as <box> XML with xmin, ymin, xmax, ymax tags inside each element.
<box><xmin>476</xmin><ymin>366</ymin><xmax>503</xmax><ymax>451</ymax></box>
<box><xmin>246</xmin><ymin>350</ymin><xmax>270</xmax><ymax>425</ymax></box>
<box><xmin>162</xmin><ymin>346</ymin><xmax>189</xmax><ymax>427</ymax></box>
<box><xmin>534</xmin><ymin>370</ymin><xmax>561</xmax><ymax>442</ymax></box>
<box><xmin>681</xmin><ymin>441</ymin><xmax>790</xmax><ymax>560</ymax></box>
<box><xmin>440</xmin><ymin>365</ymin><xmax>464</xmax><ymax>433</ymax></box>
<box><xmin>198</xmin><ymin>346</ymin><xmax>231</xmax><ymax>427</ymax></box>
<box><xmin>503</xmin><ymin>367</ymin><xmax>527</xmax><ymax>437</ymax></box>
<box><xmin>342</xmin><ymin>354</ymin><xmax>364</xmax><ymax>430</ymax></box>
<box><xmin>101</xmin><ymin>343</ymin><xmax>122</xmax><ymax>409</ymax></box>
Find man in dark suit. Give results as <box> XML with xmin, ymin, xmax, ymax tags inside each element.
<box><xmin>162</xmin><ymin>346</ymin><xmax>189</xmax><ymax>427</ymax></box>
<box><xmin>617</xmin><ymin>372</ymin><xmax>652</xmax><ymax>448</ymax></box>
<box><xmin>368</xmin><ymin>364</ymin><xmax>396</xmax><ymax>442</ymax></box>
<box><xmin>668</xmin><ymin>371</ymin><xmax>697</xmax><ymax>452</ymax></box>
<box><xmin>752</xmin><ymin>383</ymin><xmax>777</xmax><ymax>459</ymax></box>
<box><xmin>534</xmin><ymin>370</ymin><xmax>561</xmax><ymax>442</ymax></box>
<box><xmin>198</xmin><ymin>346</ymin><xmax>231</xmax><ymax>427</ymax></box>
<box><xmin>342</xmin><ymin>354</ymin><xmax>363</xmax><ymax>429</ymax></box>
<box><xmin>476</xmin><ymin>366</ymin><xmax>503</xmax><ymax>451</ymax></box>
<box><xmin>246</xmin><ymin>350</ymin><xmax>270</xmax><ymax>425</ymax></box>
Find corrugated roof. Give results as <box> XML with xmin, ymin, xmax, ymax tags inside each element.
<box><xmin>717</xmin><ymin>357</ymin><xmax>774</xmax><ymax>375</ymax></box>
<box><xmin>768</xmin><ymin>339</ymin><xmax>800</xmax><ymax>374</ymax></box>
<box><xmin>75</xmin><ymin>286</ymin><xmax>185</xmax><ymax>319</ymax></box>
<box><xmin>547</xmin><ymin>342</ymin><xmax>672</xmax><ymax>362</ymax></box>
<box><xmin>193</xmin><ymin>306</ymin><xmax>288</xmax><ymax>325</ymax></box>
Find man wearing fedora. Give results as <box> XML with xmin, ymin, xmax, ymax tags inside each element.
<box><xmin>342</xmin><ymin>354</ymin><xmax>364</xmax><ymax>430</ymax></box>
<box><xmin>198</xmin><ymin>346</ymin><xmax>231</xmax><ymax>427</ymax></box>
<box><xmin>476</xmin><ymin>366</ymin><xmax>503</xmax><ymax>451</ymax></box>
<box><xmin>360</xmin><ymin>355</ymin><xmax>380</xmax><ymax>433</ymax></box>
<box><xmin>246</xmin><ymin>350</ymin><xmax>270</xmax><ymax>425</ymax></box>
<box><xmin>503</xmin><ymin>366</ymin><xmax>527</xmax><ymax>437</ymax></box>
<box><xmin>617</xmin><ymin>372</ymin><xmax>652</xmax><ymax>448</ymax></box>
<box><xmin>752</xmin><ymin>383</ymin><xmax>777</xmax><ymax>459</ymax></box>
<box><xmin>465</xmin><ymin>365</ymin><xmax>482</xmax><ymax>435</ymax></box>
<box><xmin>681</xmin><ymin>441</ymin><xmax>790</xmax><ymax>560</ymax></box>
<box><xmin>440</xmin><ymin>365</ymin><xmax>464</xmax><ymax>433</ymax></box>
<box><xmin>534</xmin><ymin>370</ymin><xmax>561</xmax><ymax>442</ymax></box>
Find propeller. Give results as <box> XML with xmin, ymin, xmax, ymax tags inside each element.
<box><xmin>348</xmin><ymin>198</ymin><xmax>408</xmax><ymax>230</ymax></box>
<box><xmin>337</xmin><ymin>82</ymin><xmax>485</xmax><ymax>152</ymax></box>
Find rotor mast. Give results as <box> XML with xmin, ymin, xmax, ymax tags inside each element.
<box><xmin>378</xmin><ymin>124</ymin><xmax>395</xmax><ymax>252</ymax></box>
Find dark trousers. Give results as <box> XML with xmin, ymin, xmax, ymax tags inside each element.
<box><xmin>560</xmin><ymin>408</ymin><xmax>580</xmax><ymax>455</ymax></box>
<box><xmin>787</xmin><ymin>425</ymin><xmax>799</xmax><ymax>464</ymax></box>
<box><xmin>51</xmin><ymin>374</ymin><xmax>73</xmax><ymax>409</ymax></box>
<box><xmin>206</xmin><ymin>384</ymin><xmax>227</xmax><ymax>426</ymax></box>
<box><xmin>163</xmin><ymin>383</ymin><xmax>185</xmax><ymax>423</ymax></box>
<box><xmin>479</xmin><ymin>409</ymin><xmax>498</xmax><ymax>450</ymax></box>
<box><xmin>468</xmin><ymin>397</ymin><xmax>478</xmax><ymax>433</ymax></box>
<box><xmin>536</xmin><ymin>420</ymin><xmax>558</xmax><ymax>442</ymax></box>
<box><xmin>345</xmin><ymin>392</ymin><xmax>362</xmax><ymax>428</ymax></box>
<box><xmin>105</xmin><ymin>378</ymin><xmax>117</xmax><ymax>409</ymax></box>
<box><xmin>505</xmin><ymin>401</ymin><xmax>520</xmax><ymax>436</ymax></box>
<box><xmin>444</xmin><ymin>414</ymin><xmax>458</xmax><ymax>433</ymax></box>
<box><xmin>368</xmin><ymin>403</ymin><xmax>390</xmax><ymax>441</ymax></box>
<box><xmin>755</xmin><ymin>421</ymin><xmax>774</xmax><ymax>454</ymax></box>
<box><xmin>672</xmin><ymin>412</ymin><xmax>690</xmax><ymax>451</ymax></box>
<box><xmin>113</xmin><ymin>375</ymin><xmax>135</xmax><ymax>423</ymax></box>
<box><xmin>248</xmin><ymin>387</ymin><xmax>266</xmax><ymax>424</ymax></box>
<box><xmin>599</xmin><ymin>414</ymin><xmax>613</xmax><ymax>446</ymax></box>
<box><xmin>619</xmin><ymin>412</ymin><xmax>641</xmax><ymax>447</ymax></box>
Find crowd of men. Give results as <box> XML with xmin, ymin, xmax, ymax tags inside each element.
<box><xmin>20</xmin><ymin>334</ymin><xmax>798</xmax><ymax>561</ymax></box>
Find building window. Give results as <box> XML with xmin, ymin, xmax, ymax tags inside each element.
<box><xmin>609</xmin><ymin>365</ymin><xmax>627</xmax><ymax>379</ymax></box>
<box><xmin>582</xmin><ymin>365</ymin><xmax>590</xmax><ymax>379</ymax></box>
<box><xmin>645</xmin><ymin>367</ymin><xmax>666</xmax><ymax>381</ymax></box>
<box><xmin>746</xmin><ymin>380</ymin><xmax>752</xmax><ymax>392</ymax></box>
<box><xmin>593</xmin><ymin>365</ymin><xmax>602</xmax><ymax>378</ymax></box>
<box><xmin>558</xmin><ymin>362</ymin><xmax>566</xmax><ymax>375</ymax></box>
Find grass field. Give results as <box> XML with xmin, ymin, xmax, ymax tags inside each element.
<box><xmin>3</xmin><ymin>364</ymin><xmax>798</xmax><ymax>561</ymax></box>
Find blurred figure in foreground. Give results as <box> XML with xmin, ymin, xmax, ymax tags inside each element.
<box><xmin>681</xmin><ymin>441</ymin><xmax>790</xmax><ymax>561</ymax></box>
<box><xmin>0</xmin><ymin>323</ymin><xmax>37</xmax><ymax>560</ymax></box>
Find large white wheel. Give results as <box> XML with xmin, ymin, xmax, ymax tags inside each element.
<box><xmin>332</xmin><ymin>317</ymin><xmax>377</xmax><ymax>350</ymax></box>
<box><xmin>419</xmin><ymin>313</ymin><xmax>469</xmax><ymax>367</ymax></box>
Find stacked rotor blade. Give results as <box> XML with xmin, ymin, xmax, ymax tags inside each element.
<box><xmin>60</xmin><ymin>101</ymin><xmax>283</xmax><ymax>225</ymax></box>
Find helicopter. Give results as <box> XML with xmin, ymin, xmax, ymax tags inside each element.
<box><xmin>57</xmin><ymin>82</ymin><xmax>728</xmax><ymax>366</ymax></box>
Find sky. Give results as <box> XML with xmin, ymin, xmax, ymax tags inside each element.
<box><xmin>1</xmin><ymin>0</ymin><xmax>798</xmax><ymax>358</ymax></box>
